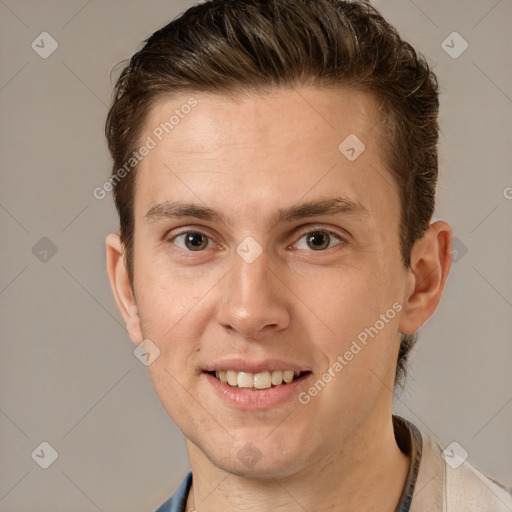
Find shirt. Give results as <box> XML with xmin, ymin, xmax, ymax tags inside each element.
<box><xmin>155</xmin><ymin>415</ymin><xmax>512</xmax><ymax>511</ymax></box>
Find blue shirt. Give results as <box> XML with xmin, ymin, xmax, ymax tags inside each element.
<box><xmin>155</xmin><ymin>415</ymin><xmax>422</xmax><ymax>512</ymax></box>
<box><xmin>155</xmin><ymin>471</ymin><xmax>193</xmax><ymax>512</ymax></box>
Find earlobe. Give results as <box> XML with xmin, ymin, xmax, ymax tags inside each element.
<box><xmin>105</xmin><ymin>233</ymin><xmax>143</xmax><ymax>345</ymax></box>
<box><xmin>398</xmin><ymin>221</ymin><xmax>452</xmax><ymax>335</ymax></box>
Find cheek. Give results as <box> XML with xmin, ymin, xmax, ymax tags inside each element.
<box><xmin>146</xmin><ymin>358</ymin><xmax>213</xmax><ymax>445</ymax></box>
<box><xmin>293</xmin><ymin>262</ymin><xmax>403</xmax><ymax>402</ymax></box>
<box><xmin>296</xmin><ymin>263</ymin><xmax>399</xmax><ymax>341</ymax></box>
<box><xmin>134</xmin><ymin>246</ymin><xmax>217</xmax><ymax>332</ymax></box>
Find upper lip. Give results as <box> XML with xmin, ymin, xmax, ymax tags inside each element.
<box><xmin>203</xmin><ymin>358</ymin><xmax>311</xmax><ymax>373</ymax></box>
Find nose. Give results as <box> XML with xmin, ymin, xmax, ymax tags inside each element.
<box><xmin>215</xmin><ymin>251</ymin><xmax>291</xmax><ymax>340</ymax></box>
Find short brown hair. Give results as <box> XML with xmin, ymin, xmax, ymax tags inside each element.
<box><xmin>105</xmin><ymin>0</ymin><xmax>439</xmax><ymax>388</ymax></box>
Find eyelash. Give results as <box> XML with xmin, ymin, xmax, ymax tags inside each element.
<box><xmin>167</xmin><ymin>226</ymin><xmax>346</xmax><ymax>253</ymax></box>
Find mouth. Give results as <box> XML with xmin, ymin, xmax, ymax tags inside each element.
<box><xmin>205</xmin><ymin>370</ymin><xmax>311</xmax><ymax>390</ymax></box>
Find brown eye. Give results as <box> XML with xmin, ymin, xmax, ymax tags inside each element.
<box><xmin>174</xmin><ymin>231</ymin><xmax>210</xmax><ymax>251</ymax></box>
<box><xmin>306</xmin><ymin>231</ymin><xmax>331</xmax><ymax>250</ymax></box>
<box><xmin>294</xmin><ymin>229</ymin><xmax>344</xmax><ymax>251</ymax></box>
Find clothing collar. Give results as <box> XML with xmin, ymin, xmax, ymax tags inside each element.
<box><xmin>393</xmin><ymin>414</ymin><xmax>423</xmax><ymax>511</ymax></box>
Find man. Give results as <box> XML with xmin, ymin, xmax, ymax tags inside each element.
<box><xmin>104</xmin><ymin>1</ymin><xmax>512</xmax><ymax>510</ymax></box>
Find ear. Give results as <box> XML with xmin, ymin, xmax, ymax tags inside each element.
<box><xmin>105</xmin><ymin>233</ymin><xmax>143</xmax><ymax>345</ymax></box>
<box><xmin>399</xmin><ymin>220</ymin><xmax>452</xmax><ymax>335</ymax></box>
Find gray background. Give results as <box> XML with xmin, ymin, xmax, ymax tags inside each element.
<box><xmin>0</xmin><ymin>0</ymin><xmax>511</xmax><ymax>510</ymax></box>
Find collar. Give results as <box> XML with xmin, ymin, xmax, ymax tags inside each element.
<box><xmin>392</xmin><ymin>414</ymin><xmax>423</xmax><ymax>511</ymax></box>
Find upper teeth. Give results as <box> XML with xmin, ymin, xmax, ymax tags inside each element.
<box><xmin>214</xmin><ymin>370</ymin><xmax>301</xmax><ymax>389</ymax></box>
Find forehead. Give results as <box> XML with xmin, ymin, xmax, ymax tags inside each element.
<box><xmin>144</xmin><ymin>87</ymin><xmax>383</xmax><ymax>155</ymax></box>
<box><xmin>134</xmin><ymin>87</ymin><xmax>397</xmax><ymax>225</ymax></box>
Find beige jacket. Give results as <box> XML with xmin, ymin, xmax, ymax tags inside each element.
<box><xmin>411</xmin><ymin>433</ymin><xmax>512</xmax><ymax>511</ymax></box>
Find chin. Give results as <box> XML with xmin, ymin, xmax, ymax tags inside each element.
<box><xmin>209</xmin><ymin>451</ymin><xmax>308</xmax><ymax>481</ymax></box>
<box><xmin>194</xmin><ymin>431</ymin><xmax>314</xmax><ymax>481</ymax></box>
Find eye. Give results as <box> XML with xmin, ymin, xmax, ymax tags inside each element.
<box><xmin>172</xmin><ymin>231</ymin><xmax>214</xmax><ymax>251</ymax></box>
<box><xmin>294</xmin><ymin>230</ymin><xmax>344</xmax><ymax>251</ymax></box>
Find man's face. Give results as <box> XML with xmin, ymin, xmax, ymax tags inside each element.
<box><xmin>128</xmin><ymin>87</ymin><xmax>411</xmax><ymax>478</ymax></box>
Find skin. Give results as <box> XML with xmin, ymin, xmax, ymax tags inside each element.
<box><xmin>106</xmin><ymin>87</ymin><xmax>452</xmax><ymax>511</ymax></box>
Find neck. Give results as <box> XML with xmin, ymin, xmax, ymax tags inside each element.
<box><xmin>185</xmin><ymin>409</ymin><xmax>410</xmax><ymax>512</ymax></box>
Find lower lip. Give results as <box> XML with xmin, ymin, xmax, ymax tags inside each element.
<box><xmin>202</xmin><ymin>372</ymin><xmax>311</xmax><ymax>410</ymax></box>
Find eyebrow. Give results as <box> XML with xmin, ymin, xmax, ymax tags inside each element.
<box><xmin>144</xmin><ymin>196</ymin><xmax>370</xmax><ymax>228</ymax></box>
